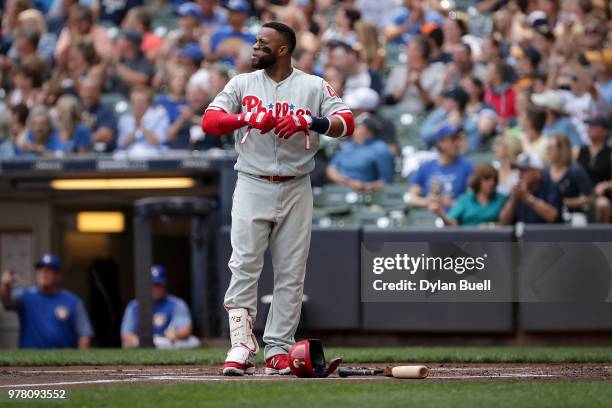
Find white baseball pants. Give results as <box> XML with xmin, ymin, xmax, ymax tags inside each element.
<box><xmin>224</xmin><ymin>172</ymin><xmax>312</xmax><ymax>359</ymax></box>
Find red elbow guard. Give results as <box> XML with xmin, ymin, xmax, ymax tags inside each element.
<box><xmin>336</xmin><ymin>112</ymin><xmax>355</xmax><ymax>137</ymax></box>
<box><xmin>201</xmin><ymin>109</ymin><xmax>245</xmax><ymax>135</ymax></box>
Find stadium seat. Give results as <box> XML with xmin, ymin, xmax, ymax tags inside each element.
<box><xmin>101</xmin><ymin>93</ymin><xmax>130</xmax><ymax>115</ymax></box>
<box><xmin>316</xmin><ymin>185</ymin><xmax>354</xmax><ymax>215</ymax></box>
<box><xmin>407</xmin><ymin>208</ymin><xmax>443</xmax><ymax>227</ymax></box>
<box><xmin>352</xmin><ymin>210</ymin><xmax>390</xmax><ymax>227</ymax></box>
<box><xmin>376</xmin><ymin>183</ymin><xmax>411</xmax><ymax>211</ymax></box>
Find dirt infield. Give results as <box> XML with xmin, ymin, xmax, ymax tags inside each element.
<box><xmin>1</xmin><ymin>364</ymin><xmax>610</xmax><ymax>388</ymax></box>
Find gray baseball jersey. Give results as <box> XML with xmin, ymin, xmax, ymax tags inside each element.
<box><xmin>206</xmin><ymin>68</ymin><xmax>350</xmax><ymax>176</ymax></box>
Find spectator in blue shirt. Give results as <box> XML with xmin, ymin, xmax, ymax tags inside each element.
<box><xmin>0</xmin><ymin>109</ymin><xmax>15</xmax><ymax>158</ymax></box>
<box><xmin>410</xmin><ymin>125</ymin><xmax>475</xmax><ymax>209</ymax></box>
<box><xmin>209</xmin><ymin>0</ymin><xmax>255</xmax><ymax>66</ymax></box>
<box><xmin>432</xmin><ymin>162</ymin><xmax>507</xmax><ymax>226</ymax></box>
<box><xmin>56</xmin><ymin>94</ymin><xmax>92</xmax><ymax>155</ymax></box>
<box><xmin>420</xmin><ymin>86</ymin><xmax>481</xmax><ymax>152</ymax></box>
<box><xmin>16</xmin><ymin>106</ymin><xmax>67</xmax><ymax>156</ymax></box>
<box><xmin>121</xmin><ymin>265</ymin><xmax>199</xmax><ymax>349</ymax></box>
<box><xmin>326</xmin><ymin>115</ymin><xmax>395</xmax><ymax>191</ymax></box>
<box><xmin>499</xmin><ymin>153</ymin><xmax>561</xmax><ymax>224</ymax></box>
<box><xmin>79</xmin><ymin>77</ymin><xmax>117</xmax><ymax>152</ymax></box>
<box><xmin>384</xmin><ymin>0</ymin><xmax>443</xmax><ymax>45</ymax></box>
<box><xmin>0</xmin><ymin>254</ymin><xmax>93</xmax><ymax>349</ymax></box>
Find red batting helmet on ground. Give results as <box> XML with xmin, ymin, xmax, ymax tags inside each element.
<box><xmin>288</xmin><ymin>339</ymin><xmax>342</xmax><ymax>378</ymax></box>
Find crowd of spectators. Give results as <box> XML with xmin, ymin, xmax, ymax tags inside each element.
<box><xmin>0</xmin><ymin>0</ymin><xmax>610</xmax><ymax>223</ymax></box>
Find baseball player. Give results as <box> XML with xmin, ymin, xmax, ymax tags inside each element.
<box><xmin>201</xmin><ymin>22</ymin><xmax>354</xmax><ymax>375</ymax></box>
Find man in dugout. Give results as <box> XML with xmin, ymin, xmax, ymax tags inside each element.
<box><xmin>0</xmin><ymin>254</ymin><xmax>93</xmax><ymax>349</ymax></box>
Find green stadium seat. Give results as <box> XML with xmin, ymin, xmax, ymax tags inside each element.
<box><xmin>316</xmin><ymin>185</ymin><xmax>354</xmax><ymax>215</ymax></box>
<box><xmin>352</xmin><ymin>210</ymin><xmax>390</xmax><ymax>227</ymax></box>
<box><xmin>407</xmin><ymin>208</ymin><xmax>443</xmax><ymax>227</ymax></box>
<box><xmin>376</xmin><ymin>183</ymin><xmax>411</xmax><ymax>211</ymax></box>
<box><xmin>101</xmin><ymin>93</ymin><xmax>130</xmax><ymax>115</ymax></box>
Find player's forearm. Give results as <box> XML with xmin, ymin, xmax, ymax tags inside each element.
<box><xmin>201</xmin><ymin>110</ymin><xmax>246</xmax><ymax>135</ymax></box>
<box><xmin>325</xmin><ymin>113</ymin><xmax>355</xmax><ymax>138</ymax></box>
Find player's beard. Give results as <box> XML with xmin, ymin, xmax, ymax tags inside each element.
<box><xmin>252</xmin><ymin>54</ymin><xmax>276</xmax><ymax>69</ymax></box>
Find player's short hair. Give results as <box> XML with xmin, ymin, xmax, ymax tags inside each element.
<box><xmin>262</xmin><ymin>22</ymin><xmax>297</xmax><ymax>54</ymax></box>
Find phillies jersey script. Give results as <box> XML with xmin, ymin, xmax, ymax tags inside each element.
<box><xmin>206</xmin><ymin>68</ymin><xmax>350</xmax><ymax>176</ymax></box>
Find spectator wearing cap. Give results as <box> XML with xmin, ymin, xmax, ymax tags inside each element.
<box><xmin>484</xmin><ymin>61</ymin><xmax>517</xmax><ymax>126</ymax></box>
<box><xmin>546</xmin><ymin>133</ymin><xmax>593</xmax><ymax>217</ymax></box>
<box><xmin>16</xmin><ymin>105</ymin><xmax>67</xmax><ymax>156</ymax></box>
<box><xmin>0</xmin><ymin>254</ymin><xmax>93</xmax><ymax>349</ymax></box>
<box><xmin>54</xmin><ymin>4</ymin><xmax>112</xmax><ymax>62</ymax></box>
<box><xmin>344</xmin><ymin>87</ymin><xmax>399</xmax><ymax>156</ymax></box>
<box><xmin>432</xmin><ymin>162</ymin><xmax>507</xmax><ymax>226</ymax></box>
<box><xmin>516</xmin><ymin>107</ymin><xmax>548</xmax><ymax>161</ymax></box>
<box><xmin>531</xmin><ymin>90</ymin><xmax>583</xmax><ymax>150</ymax></box>
<box><xmin>410</xmin><ymin>125</ymin><xmax>474</xmax><ymax>209</ymax></box>
<box><xmin>107</xmin><ymin>30</ymin><xmax>155</xmax><ymax>97</ymax></box>
<box><xmin>499</xmin><ymin>152</ymin><xmax>561</xmax><ymax>224</ymax></box>
<box><xmin>384</xmin><ymin>0</ymin><xmax>443</xmax><ymax>45</ymax></box>
<box><xmin>493</xmin><ymin>133</ymin><xmax>522</xmax><ymax>195</ymax></box>
<box><xmin>117</xmin><ymin>86</ymin><xmax>170</xmax><ymax>157</ymax></box>
<box><xmin>326</xmin><ymin>115</ymin><xmax>395</xmax><ymax>192</ymax></box>
<box><xmin>420</xmin><ymin>86</ymin><xmax>481</xmax><ymax>152</ymax></box>
<box><xmin>121</xmin><ymin>265</ymin><xmax>200</xmax><ymax>349</ymax></box>
<box><xmin>577</xmin><ymin>116</ymin><xmax>611</xmax><ymax>223</ymax></box>
<box><xmin>329</xmin><ymin>41</ymin><xmax>383</xmax><ymax>100</ymax></box>
<box><xmin>510</xmin><ymin>45</ymin><xmax>541</xmax><ymax>91</ymax></box>
<box><xmin>79</xmin><ymin>77</ymin><xmax>118</xmax><ymax>152</ymax></box>
<box><xmin>178</xmin><ymin>42</ymin><xmax>205</xmax><ymax>74</ymax></box>
<box><xmin>176</xmin><ymin>2</ymin><xmax>205</xmax><ymax>43</ymax></box>
<box><xmin>421</xmin><ymin>23</ymin><xmax>452</xmax><ymax>64</ymax></box>
<box><xmin>208</xmin><ymin>0</ymin><xmax>256</xmax><ymax>66</ymax></box>
<box><xmin>384</xmin><ymin>36</ymin><xmax>445</xmax><ymax>117</ymax></box>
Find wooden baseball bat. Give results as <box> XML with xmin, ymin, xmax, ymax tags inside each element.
<box><xmin>338</xmin><ymin>365</ymin><xmax>429</xmax><ymax>379</ymax></box>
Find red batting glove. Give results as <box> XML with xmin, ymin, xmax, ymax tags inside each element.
<box><xmin>274</xmin><ymin>115</ymin><xmax>311</xmax><ymax>139</ymax></box>
<box><xmin>241</xmin><ymin>111</ymin><xmax>278</xmax><ymax>134</ymax></box>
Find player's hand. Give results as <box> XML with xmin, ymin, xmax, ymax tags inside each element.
<box><xmin>241</xmin><ymin>111</ymin><xmax>278</xmax><ymax>134</ymax></box>
<box><xmin>1</xmin><ymin>270</ymin><xmax>15</xmax><ymax>287</ymax></box>
<box><xmin>274</xmin><ymin>115</ymin><xmax>310</xmax><ymax>139</ymax></box>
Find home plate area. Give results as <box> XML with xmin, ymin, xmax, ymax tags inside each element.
<box><xmin>1</xmin><ymin>364</ymin><xmax>610</xmax><ymax>388</ymax></box>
